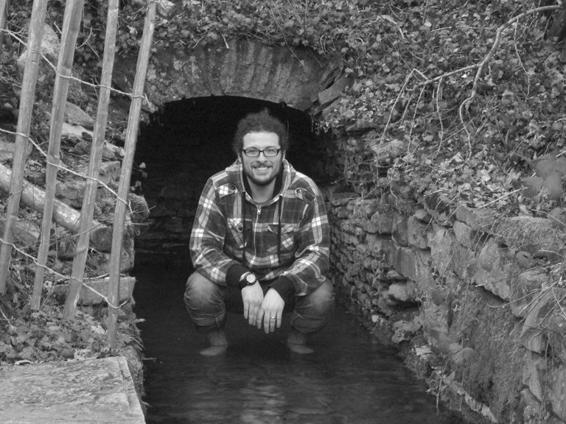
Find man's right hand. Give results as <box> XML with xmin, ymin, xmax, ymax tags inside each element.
<box><xmin>241</xmin><ymin>282</ymin><xmax>264</xmax><ymax>327</ymax></box>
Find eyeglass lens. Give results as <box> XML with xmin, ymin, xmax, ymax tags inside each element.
<box><xmin>243</xmin><ymin>148</ymin><xmax>280</xmax><ymax>157</ymax></box>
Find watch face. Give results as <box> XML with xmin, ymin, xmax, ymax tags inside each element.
<box><xmin>245</xmin><ymin>274</ymin><xmax>256</xmax><ymax>284</ymax></box>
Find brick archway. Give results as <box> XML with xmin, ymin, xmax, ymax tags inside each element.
<box><xmin>114</xmin><ymin>39</ymin><xmax>339</xmax><ymax>111</ymax></box>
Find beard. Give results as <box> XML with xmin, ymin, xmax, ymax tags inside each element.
<box><xmin>243</xmin><ymin>160</ymin><xmax>281</xmax><ymax>187</ymax></box>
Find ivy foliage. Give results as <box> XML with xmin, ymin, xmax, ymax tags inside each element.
<box><xmin>4</xmin><ymin>0</ymin><xmax>566</xmax><ymax>213</ymax></box>
<box><xmin>116</xmin><ymin>0</ymin><xmax>565</xmax><ymax>212</ymax></box>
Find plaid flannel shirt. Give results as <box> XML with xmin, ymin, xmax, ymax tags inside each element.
<box><xmin>190</xmin><ymin>159</ymin><xmax>329</xmax><ymax>296</ymax></box>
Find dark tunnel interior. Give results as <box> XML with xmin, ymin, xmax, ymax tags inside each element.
<box><xmin>133</xmin><ymin>96</ymin><xmax>332</xmax><ymax>270</ymax></box>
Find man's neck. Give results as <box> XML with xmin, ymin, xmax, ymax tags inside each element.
<box><xmin>246</xmin><ymin>178</ymin><xmax>275</xmax><ymax>204</ymax></box>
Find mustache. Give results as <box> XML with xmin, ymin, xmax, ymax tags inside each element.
<box><xmin>252</xmin><ymin>162</ymin><xmax>272</xmax><ymax>167</ymax></box>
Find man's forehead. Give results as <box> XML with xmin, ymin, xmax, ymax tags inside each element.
<box><xmin>242</xmin><ymin>131</ymin><xmax>280</xmax><ymax>146</ymax></box>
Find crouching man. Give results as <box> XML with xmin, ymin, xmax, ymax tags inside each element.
<box><xmin>184</xmin><ymin>109</ymin><xmax>334</xmax><ymax>356</ymax></box>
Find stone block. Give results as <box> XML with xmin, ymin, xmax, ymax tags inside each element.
<box><xmin>428</xmin><ymin>225</ymin><xmax>456</xmax><ymax>274</ymax></box>
<box><xmin>389</xmin><ymin>244</ymin><xmax>433</xmax><ymax>290</ymax></box>
<box><xmin>350</xmin><ymin>198</ymin><xmax>379</xmax><ymax>218</ymax></box>
<box><xmin>0</xmin><ymin>217</ymin><xmax>40</xmax><ymax>247</ymax></box>
<box><xmin>369</xmin><ymin>211</ymin><xmax>393</xmax><ymax>234</ymax></box>
<box><xmin>391</xmin><ymin>318</ymin><xmax>422</xmax><ymax>344</ymax></box>
<box><xmin>510</xmin><ymin>269</ymin><xmax>548</xmax><ymax>318</ymax></box>
<box><xmin>0</xmin><ymin>356</ymin><xmax>145</xmax><ymax>423</ymax></box>
<box><xmin>65</xmin><ymin>102</ymin><xmax>94</xmax><ymax>129</ymax></box>
<box><xmin>454</xmin><ymin>204</ymin><xmax>499</xmax><ymax>231</ymax></box>
<box><xmin>392</xmin><ymin>214</ymin><xmax>408</xmax><ymax>246</ymax></box>
<box><xmin>520</xmin><ymin>289</ymin><xmax>553</xmax><ymax>353</ymax></box>
<box><xmin>472</xmin><ymin>238</ymin><xmax>516</xmax><ymax>301</ymax></box>
<box><xmin>318</xmin><ymin>76</ymin><xmax>351</xmax><ymax>106</ymax></box>
<box><xmin>522</xmin><ymin>352</ymin><xmax>546</xmax><ymax>402</ymax></box>
<box><xmin>407</xmin><ymin>215</ymin><xmax>428</xmax><ymax>249</ymax></box>
<box><xmin>495</xmin><ymin>216</ymin><xmax>566</xmax><ymax>257</ymax></box>
<box><xmin>548</xmin><ymin>365</ymin><xmax>566</xmax><ymax>422</ymax></box>
<box><xmin>453</xmin><ymin>221</ymin><xmax>473</xmax><ymax>248</ymax></box>
<box><xmin>387</xmin><ymin>280</ymin><xmax>418</xmax><ymax>303</ymax></box>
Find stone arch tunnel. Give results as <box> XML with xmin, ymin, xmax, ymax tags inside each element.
<box><xmin>123</xmin><ymin>38</ymin><xmax>467</xmax><ymax>423</ymax></box>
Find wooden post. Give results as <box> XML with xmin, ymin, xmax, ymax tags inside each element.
<box><xmin>32</xmin><ymin>0</ymin><xmax>85</xmax><ymax>308</ymax></box>
<box><xmin>0</xmin><ymin>0</ymin><xmax>48</xmax><ymax>295</ymax></box>
<box><xmin>0</xmin><ymin>0</ymin><xmax>9</xmax><ymax>47</ymax></box>
<box><xmin>63</xmin><ymin>0</ymin><xmax>120</xmax><ymax>318</ymax></box>
<box><xmin>107</xmin><ymin>0</ymin><xmax>156</xmax><ymax>347</ymax></box>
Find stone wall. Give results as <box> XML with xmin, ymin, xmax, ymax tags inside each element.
<box><xmin>326</xmin><ymin>133</ymin><xmax>566</xmax><ymax>424</ymax></box>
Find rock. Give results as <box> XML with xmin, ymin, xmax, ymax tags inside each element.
<box><xmin>388</xmin><ymin>245</ymin><xmax>433</xmax><ymax>290</ymax></box>
<box><xmin>61</xmin><ymin>122</ymin><xmax>91</xmax><ymax>142</ymax></box>
<box><xmin>510</xmin><ymin>268</ymin><xmax>548</xmax><ymax>318</ymax></box>
<box><xmin>453</xmin><ymin>221</ymin><xmax>473</xmax><ymax>248</ymax></box>
<box><xmin>454</xmin><ymin>205</ymin><xmax>498</xmax><ymax>231</ymax></box>
<box><xmin>391</xmin><ymin>319</ymin><xmax>421</xmax><ymax>344</ymax></box>
<box><xmin>387</xmin><ymin>281</ymin><xmax>418</xmax><ymax>303</ymax></box>
<box><xmin>522</xmin><ymin>352</ymin><xmax>546</xmax><ymax>402</ymax></box>
<box><xmin>0</xmin><ymin>138</ymin><xmax>15</xmax><ymax>162</ymax></box>
<box><xmin>369</xmin><ymin>138</ymin><xmax>407</xmax><ymax>162</ymax></box>
<box><xmin>369</xmin><ymin>211</ymin><xmax>393</xmax><ymax>234</ymax></box>
<box><xmin>65</xmin><ymin>102</ymin><xmax>94</xmax><ymax>129</ymax></box>
<box><xmin>0</xmin><ymin>217</ymin><xmax>40</xmax><ymax>247</ymax></box>
<box><xmin>451</xmin><ymin>346</ymin><xmax>476</xmax><ymax>365</ymax></box>
<box><xmin>17</xmin><ymin>24</ymin><xmax>60</xmax><ymax>72</ymax></box>
<box><xmin>407</xmin><ymin>215</ymin><xmax>428</xmax><ymax>249</ymax></box>
<box><xmin>473</xmin><ymin>238</ymin><xmax>515</xmax><ymax>301</ymax></box>
<box><xmin>318</xmin><ymin>77</ymin><xmax>351</xmax><ymax>106</ymax></box>
<box><xmin>548</xmin><ymin>365</ymin><xmax>566</xmax><ymax>422</ymax></box>
<box><xmin>495</xmin><ymin>216</ymin><xmax>566</xmax><ymax>255</ymax></box>
<box><xmin>392</xmin><ymin>214</ymin><xmax>408</xmax><ymax>246</ymax></box>
<box><xmin>128</xmin><ymin>193</ymin><xmax>150</xmax><ymax>223</ymax></box>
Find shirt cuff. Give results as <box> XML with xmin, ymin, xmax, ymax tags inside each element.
<box><xmin>226</xmin><ymin>263</ymin><xmax>249</xmax><ymax>287</ymax></box>
<box><xmin>269</xmin><ymin>276</ymin><xmax>295</xmax><ymax>301</ymax></box>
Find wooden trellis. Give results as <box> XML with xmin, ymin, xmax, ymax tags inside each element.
<box><xmin>0</xmin><ymin>0</ymin><xmax>157</xmax><ymax>347</ymax></box>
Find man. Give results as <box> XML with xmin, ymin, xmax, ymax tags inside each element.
<box><xmin>184</xmin><ymin>109</ymin><xmax>333</xmax><ymax>356</ymax></box>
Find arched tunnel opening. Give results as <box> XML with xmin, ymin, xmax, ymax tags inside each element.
<box><xmin>132</xmin><ymin>96</ymin><xmax>331</xmax><ymax>272</ymax></box>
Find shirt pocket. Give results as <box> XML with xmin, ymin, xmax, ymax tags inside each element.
<box><xmin>227</xmin><ymin>217</ymin><xmax>245</xmax><ymax>249</ymax></box>
<box><xmin>267</xmin><ymin>223</ymin><xmax>299</xmax><ymax>253</ymax></box>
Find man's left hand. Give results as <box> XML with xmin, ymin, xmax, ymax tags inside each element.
<box><xmin>258</xmin><ymin>289</ymin><xmax>285</xmax><ymax>334</ymax></box>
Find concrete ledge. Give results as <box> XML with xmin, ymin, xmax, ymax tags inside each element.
<box><xmin>0</xmin><ymin>356</ymin><xmax>145</xmax><ymax>423</ymax></box>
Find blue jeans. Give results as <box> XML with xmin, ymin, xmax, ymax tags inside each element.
<box><xmin>184</xmin><ymin>271</ymin><xmax>334</xmax><ymax>334</ymax></box>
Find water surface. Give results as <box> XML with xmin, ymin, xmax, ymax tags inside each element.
<box><xmin>134</xmin><ymin>263</ymin><xmax>463</xmax><ymax>424</ymax></box>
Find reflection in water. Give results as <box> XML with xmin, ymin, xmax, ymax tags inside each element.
<box><xmin>134</xmin><ymin>263</ymin><xmax>464</xmax><ymax>424</ymax></box>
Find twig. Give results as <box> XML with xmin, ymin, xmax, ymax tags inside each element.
<box><xmin>434</xmin><ymin>76</ymin><xmax>445</xmax><ymax>156</ymax></box>
<box><xmin>475</xmin><ymin>188</ymin><xmax>521</xmax><ymax>209</ymax></box>
<box><xmin>381</xmin><ymin>68</ymin><xmax>427</xmax><ymax>143</ymax></box>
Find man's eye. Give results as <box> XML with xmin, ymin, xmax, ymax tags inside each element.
<box><xmin>265</xmin><ymin>148</ymin><xmax>277</xmax><ymax>154</ymax></box>
<box><xmin>247</xmin><ymin>149</ymin><xmax>259</xmax><ymax>154</ymax></box>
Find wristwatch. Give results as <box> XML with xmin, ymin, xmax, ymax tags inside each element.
<box><xmin>239</xmin><ymin>272</ymin><xmax>257</xmax><ymax>289</ymax></box>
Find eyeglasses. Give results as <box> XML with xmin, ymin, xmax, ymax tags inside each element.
<box><xmin>241</xmin><ymin>147</ymin><xmax>281</xmax><ymax>158</ymax></box>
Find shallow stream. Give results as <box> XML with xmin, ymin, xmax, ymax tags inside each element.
<box><xmin>133</xmin><ymin>262</ymin><xmax>463</xmax><ymax>424</ymax></box>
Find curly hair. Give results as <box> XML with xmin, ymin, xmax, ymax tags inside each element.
<box><xmin>232</xmin><ymin>109</ymin><xmax>288</xmax><ymax>155</ymax></box>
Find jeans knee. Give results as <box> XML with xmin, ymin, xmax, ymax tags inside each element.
<box><xmin>184</xmin><ymin>272</ymin><xmax>221</xmax><ymax>311</ymax></box>
<box><xmin>292</xmin><ymin>280</ymin><xmax>334</xmax><ymax>333</ymax></box>
<box><xmin>307</xmin><ymin>280</ymin><xmax>335</xmax><ymax>315</ymax></box>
